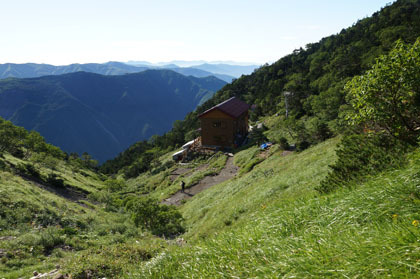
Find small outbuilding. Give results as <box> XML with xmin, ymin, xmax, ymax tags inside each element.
<box><xmin>199</xmin><ymin>97</ymin><xmax>250</xmax><ymax>148</ymax></box>
<box><xmin>172</xmin><ymin>149</ymin><xmax>186</xmax><ymax>161</ymax></box>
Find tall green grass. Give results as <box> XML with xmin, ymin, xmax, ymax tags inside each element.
<box><xmin>0</xmin><ymin>153</ymin><xmax>149</xmax><ymax>278</ymax></box>
<box><xmin>181</xmin><ymin>138</ymin><xmax>340</xmax><ymax>239</ymax></box>
<box><xmin>136</xmin><ymin>140</ymin><xmax>420</xmax><ymax>278</ymax></box>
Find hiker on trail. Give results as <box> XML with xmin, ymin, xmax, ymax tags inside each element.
<box><xmin>181</xmin><ymin>181</ymin><xmax>185</xmax><ymax>193</ymax></box>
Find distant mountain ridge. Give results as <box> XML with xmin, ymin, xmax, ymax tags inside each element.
<box><xmin>0</xmin><ymin>62</ymin><xmax>148</xmax><ymax>79</ymax></box>
<box><xmin>127</xmin><ymin>60</ymin><xmax>259</xmax><ymax>67</ymax></box>
<box><xmin>0</xmin><ymin>61</ymin><xmax>258</xmax><ymax>82</ymax></box>
<box><xmin>0</xmin><ymin>70</ymin><xmax>226</xmax><ymax>162</ymax></box>
<box><xmin>191</xmin><ymin>63</ymin><xmax>258</xmax><ymax>77</ymax></box>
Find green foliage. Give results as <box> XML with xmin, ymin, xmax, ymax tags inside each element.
<box><xmin>125</xmin><ymin>197</ymin><xmax>184</xmax><ymax>238</ymax></box>
<box><xmin>345</xmin><ymin>38</ymin><xmax>420</xmax><ymax>144</ymax></box>
<box><xmin>0</xmin><ymin>119</ymin><xmax>26</xmax><ymax>155</ymax></box>
<box><xmin>305</xmin><ymin>117</ymin><xmax>332</xmax><ymax>143</ymax></box>
<box><xmin>123</xmin><ymin>152</ymin><xmax>154</xmax><ymax>178</ymax></box>
<box><xmin>317</xmin><ymin>133</ymin><xmax>409</xmax><ymax>193</ymax></box>
<box><xmin>0</xmin><ymin>117</ymin><xmax>65</xmax><ymax>160</ymax></box>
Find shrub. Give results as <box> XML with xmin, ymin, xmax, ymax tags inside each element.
<box><xmin>126</xmin><ymin>197</ymin><xmax>184</xmax><ymax>238</ymax></box>
<box><xmin>316</xmin><ymin>133</ymin><xmax>409</xmax><ymax>193</ymax></box>
<box><xmin>104</xmin><ymin>178</ymin><xmax>125</xmax><ymax>192</ymax></box>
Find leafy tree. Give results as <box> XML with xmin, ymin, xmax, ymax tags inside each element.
<box><xmin>123</xmin><ymin>152</ymin><xmax>153</xmax><ymax>178</ymax></box>
<box><xmin>305</xmin><ymin>117</ymin><xmax>332</xmax><ymax>143</ymax></box>
<box><xmin>43</xmin><ymin>143</ymin><xmax>65</xmax><ymax>159</ymax></box>
<box><xmin>345</xmin><ymin>38</ymin><xmax>420</xmax><ymax>144</ymax></box>
<box><xmin>24</xmin><ymin>131</ymin><xmax>45</xmax><ymax>157</ymax></box>
<box><xmin>81</xmin><ymin>152</ymin><xmax>98</xmax><ymax>169</ymax></box>
<box><xmin>0</xmin><ymin>119</ymin><xmax>27</xmax><ymax>154</ymax></box>
<box><xmin>249</xmin><ymin>124</ymin><xmax>268</xmax><ymax>145</ymax></box>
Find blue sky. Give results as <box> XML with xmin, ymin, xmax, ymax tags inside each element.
<box><xmin>0</xmin><ymin>0</ymin><xmax>394</xmax><ymax>65</ymax></box>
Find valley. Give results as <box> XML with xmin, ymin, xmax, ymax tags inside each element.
<box><xmin>0</xmin><ymin>70</ymin><xmax>226</xmax><ymax>162</ymax></box>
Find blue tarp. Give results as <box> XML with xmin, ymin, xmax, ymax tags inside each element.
<box><xmin>260</xmin><ymin>142</ymin><xmax>272</xmax><ymax>150</ymax></box>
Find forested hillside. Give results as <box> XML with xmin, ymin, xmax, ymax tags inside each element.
<box><xmin>198</xmin><ymin>0</ymin><xmax>420</xmax><ymax>140</ymax></box>
<box><xmin>102</xmin><ymin>0</ymin><xmax>420</xmax><ymax>175</ymax></box>
<box><xmin>0</xmin><ymin>70</ymin><xmax>226</xmax><ymax>162</ymax></box>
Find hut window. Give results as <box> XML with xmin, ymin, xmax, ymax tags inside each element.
<box><xmin>213</xmin><ymin>121</ymin><xmax>222</xmax><ymax>128</ymax></box>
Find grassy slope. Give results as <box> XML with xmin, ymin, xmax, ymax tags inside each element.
<box><xmin>0</xmin><ymin>166</ymin><xmax>95</xmax><ymax>277</ymax></box>
<box><xmin>3</xmin><ymin>153</ymin><xmax>105</xmax><ymax>193</ymax></box>
<box><xmin>136</xmin><ymin>138</ymin><xmax>420</xmax><ymax>278</ymax></box>
<box><xmin>182</xmin><ymin>138</ymin><xmax>340</xmax><ymax>239</ymax></box>
<box><xmin>2</xmin><ymin>136</ymin><xmax>419</xmax><ymax>278</ymax></box>
<box><xmin>0</xmin><ymin>154</ymin><xmax>161</xmax><ymax>278</ymax></box>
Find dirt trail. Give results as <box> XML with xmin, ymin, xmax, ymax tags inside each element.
<box><xmin>162</xmin><ymin>156</ymin><xmax>238</xmax><ymax>206</ymax></box>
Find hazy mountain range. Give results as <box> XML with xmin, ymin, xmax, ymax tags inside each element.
<box><xmin>126</xmin><ymin>60</ymin><xmax>259</xmax><ymax>67</ymax></box>
<box><xmin>0</xmin><ymin>70</ymin><xmax>226</xmax><ymax>162</ymax></box>
<box><xmin>0</xmin><ymin>61</ymin><xmax>259</xmax><ymax>82</ymax></box>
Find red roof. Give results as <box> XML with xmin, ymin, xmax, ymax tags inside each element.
<box><xmin>199</xmin><ymin>97</ymin><xmax>250</xmax><ymax>118</ymax></box>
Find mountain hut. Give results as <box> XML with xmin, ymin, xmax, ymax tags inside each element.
<box><xmin>198</xmin><ymin>97</ymin><xmax>250</xmax><ymax>148</ymax></box>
